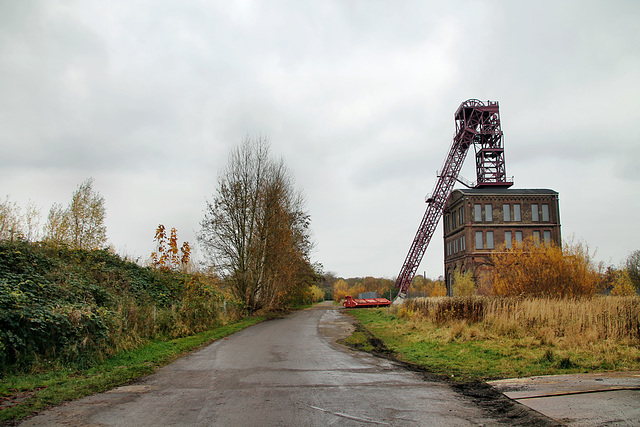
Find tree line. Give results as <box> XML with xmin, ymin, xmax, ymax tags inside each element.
<box><xmin>0</xmin><ymin>136</ymin><xmax>323</xmax><ymax>315</ymax></box>
<box><xmin>324</xmin><ymin>242</ymin><xmax>640</xmax><ymax>303</ymax></box>
<box><xmin>0</xmin><ymin>177</ymin><xmax>106</xmax><ymax>250</ymax></box>
<box><xmin>324</xmin><ymin>274</ymin><xmax>447</xmax><ymax>302</ymax></box>
<box><xmin>450</xmin><ymin>239</ymin><xmax>640</xmax><ymax>297</ymax></box>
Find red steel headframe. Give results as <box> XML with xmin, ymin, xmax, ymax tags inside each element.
<box><xmin>473</xmin><ymin>101</ymin><xmax>512</xmax><ymax>187</ymax></box>
<box><xmin>394</xmin><ymin>99</ymin><xmax>510</xmax><ymax>297</ymax></box>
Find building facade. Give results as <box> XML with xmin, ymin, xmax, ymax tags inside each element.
<box><xmin>442</xmin><ymin>188</ymin><xmax>561</xmax><ymax>295</ymax></box>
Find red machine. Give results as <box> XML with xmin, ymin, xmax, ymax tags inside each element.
<box><xmin>394</xmin><ymin>100</ymin><xmax>512</xmax><ymax>300</ymax></box>
<box><xmin>343</xmin><ymin>295</ymin><xmax>392</xmax><ymax>308</ymax></box>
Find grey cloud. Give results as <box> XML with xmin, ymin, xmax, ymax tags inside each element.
<box><xmin>1</xmin><ymin>0</ymin><xmax>639</xmax><ymax>278</ymax></box>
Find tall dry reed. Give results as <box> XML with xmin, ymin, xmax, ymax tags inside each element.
<box><xmin>403</xmin><ymin>296</ymin><xmax>640</xmax><ymax>342</ymax></box>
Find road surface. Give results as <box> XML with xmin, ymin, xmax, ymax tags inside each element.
<box><xmin>21</xmin><ymin>302</ymin><xmax>550</xmax><ymax>426</ymax></box>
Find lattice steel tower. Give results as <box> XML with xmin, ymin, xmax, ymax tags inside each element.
<box><xmin>394</xmin><ymin>99</ymin><xmax>512</xmax><ymax>299</ymax></box>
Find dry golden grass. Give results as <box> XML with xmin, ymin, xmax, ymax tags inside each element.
<box><xmin>350</xmin><ymin>296</ymin><xmax>640</xmax><ymax>381</ymax></box>
<box><xmin>400</xmin><ymin>295</ymin><xmax>640</xmax><ymax>348</ymax></box>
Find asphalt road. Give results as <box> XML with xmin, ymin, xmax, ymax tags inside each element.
<box><xmin>21</xmin><ymin>302</ymin><xmax>548</xmax><ymax>426</ymax></box>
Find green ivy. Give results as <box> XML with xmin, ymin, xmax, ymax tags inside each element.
<box><xmin>0</xmin><ymin>241</ymin><xmax>222</xmax><ymax>374</ymax></box>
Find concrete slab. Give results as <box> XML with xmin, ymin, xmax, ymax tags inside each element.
<box><xmin>489</xmin><ymin>372</ymin><xmax>640</xmax><ymax>426</ymax></box>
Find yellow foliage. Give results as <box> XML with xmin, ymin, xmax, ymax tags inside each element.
<box><xmin>151</xmin><ymin>224</ymin><xmax>191</xmax><ymax>271</ymax></box>
<box><xmin>491</xmin><ymin>239</ymin><xmax>600</xmax><ymax>297</ymax></box>
<box><xmin>332</xmin><ymin>279</ymin><xmax>349</xmax><ymax>301</ymax></box>
<box><xmin>611</xmin><ymin>270</ymin><xmax>636</xmax><ymax>296</ymax></box>
<box><xmin>452</xmin><ymin>270</ymin><xmax>475</xmax><ymax>296</ymax></box>
<box><xmin>332</xmin><ymin>278</ymin><xmax>383</xmax><ymax>302</ymax></box>
<box><xmin>309</xmin><ymin>285</ymin><xmax>325</xmax><ymax>302</ymax></box>
<box><xmin>429</xmin><ymin>281</ymin><xmax>447</xmax><ymax>297</ymax></box>
<box><xmin>411</xmin><ymin>275</ymin><xmax>447</xmax><ymax>297</ymax></box>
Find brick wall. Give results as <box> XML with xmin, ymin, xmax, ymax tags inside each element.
<box><xmin>442</xmin><ymin>188</ymin><xmax>561</xmax><ymax>295</ymax></box>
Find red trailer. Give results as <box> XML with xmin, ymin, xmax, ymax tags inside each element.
<box><xmin>343</xmin><ymin>295</ymin><xmax>392</xmax><ymax>308</ymax></box>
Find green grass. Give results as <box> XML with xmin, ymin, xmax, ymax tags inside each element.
<box><xmin>339</xmin><ymin>330</ymin><xmax>376</xmax><ymax>352</ymax></box>
<box><xmin>0</xmin><ymin>316</ymin><xmax>265</xmax><ymax>423</ymax></box>
<box><xmin>345</xmin><ymin>308</ymin><xmax>640</xmax><ymax>382</ymax></box>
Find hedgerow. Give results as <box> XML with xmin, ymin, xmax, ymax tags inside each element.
<box><xmin>0</xmin><ymin>241</ymin><xmax>227</xmax><ymax>373</ymax></box>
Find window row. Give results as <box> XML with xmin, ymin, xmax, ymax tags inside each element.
<box><xmin>444</xmin><ymin>205</ymin><xmax>465</xmax><ymax>233</ymax></box>
<box><xmin>473</xmin><ymin>203</ymin><xmax>550</xmax><ymax>222</ymax></box>
<box><xmin>446</xmin><ymin>235</ymin><xmax>466</xmax><ymax>256</ymax></box>
<box><xmin>474</xmin><ymin>230</ymin><xmax>553</xmax><ymax>250</ymax></box>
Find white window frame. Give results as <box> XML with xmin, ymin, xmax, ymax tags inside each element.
<box><xmin>486</xmin><ymin>231</ymin><xmax>494</xmax><ymax>249</ymax></box>
<box><xmin>542</xmin><ymin>204</ymin><xmax>550</xmax><ymax>222</ymax></box>
<box><xmin>514</xmin><ymin>204</ymin><xmax>521</xmax><ymax>221</ymax></box>
<box><xmin>474</xmin><ymin>204</ymin><xmax>482</xmax><ymax>222</ymax></box>
<box><xmin>485</xmin><ymin>204</ymin><xmax>493</xmax><ymax>222</ymax></box>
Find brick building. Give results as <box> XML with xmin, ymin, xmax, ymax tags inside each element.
<box><xmin>442</xmin><ymin>188</ymin><xmax>561</xmax><ymax>295</ymax></box>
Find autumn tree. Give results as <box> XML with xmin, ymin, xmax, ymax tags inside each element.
<box><xmin>0</xmin><ymin>197</ymin><xmax>42</xmax><ymax>243</ymax></box>
<box><xmin>332</xmin><ymin>278</ymin><xmax>368</xmax><ymax>302</ymax></box>
<box><xmin>151</xmin><ymin>224</ymin><xmax>191</xmax><ymax>271</ymax></box>
<box><xmin>43</xmin><ymin>203</ymin><xmax>70</xmax><ymax>245</ymax></box>
<box><xmin>610</xmin><ymin>269</ymin><xmax>635</xmax><ymax>296</ymax></box>
<box><xmin>319</xmin><ymin>269</ymin><xmax>338</xmax><ymax>299</ymax></box>
<box><xmin>428</xmin><ymin>280</ymin><xmax>448</xmax><ymax>297</ymax></box>
<box><xmin>0</xmin><ymin>197</ymin><xmax>23</xmax><ymax>242</ymax></box>
<box><xmin>452</xmin><ymin>270</ymin><xmax>475</xmax><ymax>296</ymax></box>
<box><xmin>491</xmin><ymin>239</ymin><xmax>600</xmax><ymax>297</ymax></box>
<box><xmin>625</xmin><ymin>250</ymin><xmax>640</xmax><ymax>291</ymax></box>
<box><xmin>361</xmin><ymin>276</ymin><xmax>394</xmax><ymax>297</ymax></box>
<box><xmin>21</xmin><ymin>201</ymin><xmax>41</xmax><ymax>242</ymax></box>
<box><xmin>309</xmin><ymin>285</ymin><xmax>325</xmax><ymax>302</ymax></box>
<box><xmin>410</xmin><ymin>274</ymin><xmax>446</xmax><ymax>297</ymax></box>
<box><xmin>44</xmin><ymin>178</ymin><xmax>107</xmax><ymax>250</ymax></box>
<box><xmin>332</xmin><ymin>279</ymin><xmax>349</xmax><ymax>301</ymax></box>
<box><xmin>198</xmin><ymin>136</ymin><xmax>313</xmax><ymax>313</ymax></box>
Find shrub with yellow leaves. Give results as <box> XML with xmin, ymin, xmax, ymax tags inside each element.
<box><xmin>491</xmin><ymin>238</ymin><xmax>600</xmax><ymax>297</ymax></box>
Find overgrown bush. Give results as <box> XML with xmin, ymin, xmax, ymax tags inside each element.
<box><xmin>452</xmin><ymin>270</ymin><xmax>475</xmax><ymax>296</ymax></box>
<box><xmin>491</xmin><ymin>239</ymin><xmax>600</xmax><ymax>297</ymax></box>
<box><xmin>0</xmin><ymin>241</ymin><xmax>225</xmax><ymax>373</ymax></box>
<box><xmin>0</xmin><ymin>278</ymin><xmax>109</xmax><ymax>368</ymax></box>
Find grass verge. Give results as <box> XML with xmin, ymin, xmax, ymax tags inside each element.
<box><xmin>345</xmin><ymin>308</ymin><xmax>640</xmax><ymax>382</ymax></box>
<box><xmin>0</xmin><ymin>316</ymin><xmax>266</xmax><ymax>424</ymax></box>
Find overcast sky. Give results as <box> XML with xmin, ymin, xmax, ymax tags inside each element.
<box><xmin>1</xmin><ymin>0</ymin><xmax>639</xmax><ymax>279</ymax></box>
